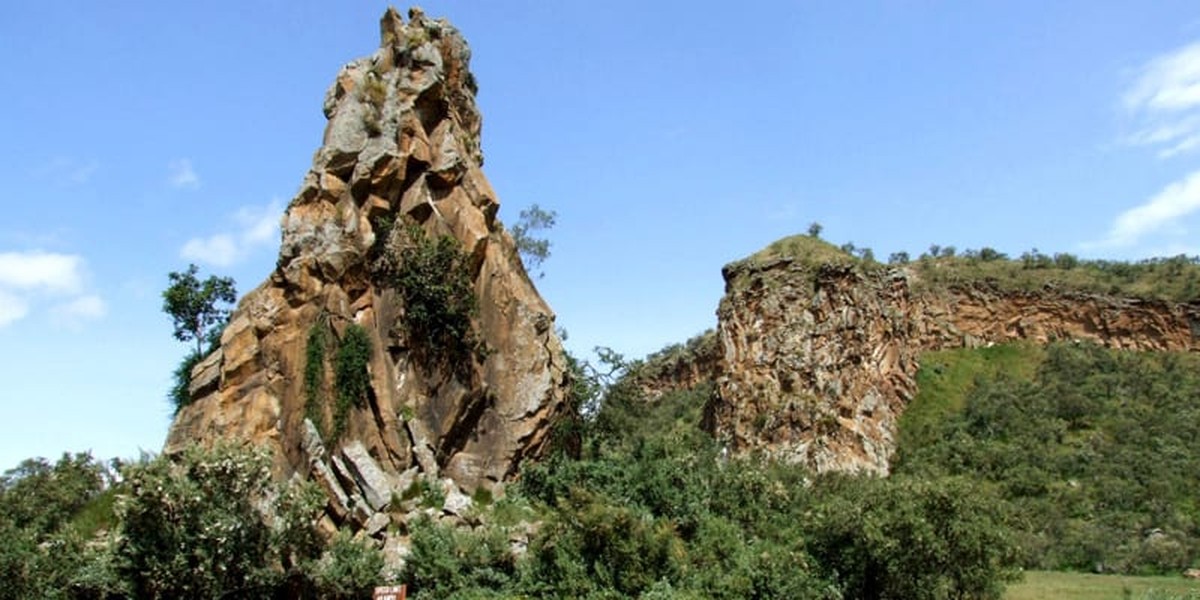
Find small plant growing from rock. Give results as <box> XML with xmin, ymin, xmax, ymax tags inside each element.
<box><xmin>333</xmin><ymin>323</ymin><xmax>373</xmax><ymax>441</ymax></box>
<box><xmin>304</xmin><ymin>317</ymin><xmax>330</xmax><ymax>438</ymax></box>
<box><xmin>357</xmin><ymin>72</ymin><xmax>388</xmax><ymax>136</ymax></box>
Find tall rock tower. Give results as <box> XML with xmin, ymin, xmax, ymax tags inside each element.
<box><xmin>166</xmin><ymin>8</ymin><xmax>569</xmax><ymax>514</ymax></box>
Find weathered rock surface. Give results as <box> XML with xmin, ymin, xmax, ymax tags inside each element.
<box><xmin>633</xmin><ymin>329</ymin><xmax>720</xmax><ymax>399</ymax></box>
<box><xmin>704</xmin><ymin>255</ymin><xmax>1200</xmax><ymax>474</ymax></box>
<box><xmin>166</xmin><ymin>7</ymin><xmax>568</xmax><ymax>533</ymax></box>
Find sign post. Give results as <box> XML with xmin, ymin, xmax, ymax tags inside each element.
<box><xmin>373</xmin><ymin>584</ymin><xmax>406</xmax><ymax>600</ymax></box>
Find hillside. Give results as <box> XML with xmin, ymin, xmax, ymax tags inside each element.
<box><xmin>896</xmin><ymin>341</ymin><xmax>1200</xmax><ymax>574</ymax></box>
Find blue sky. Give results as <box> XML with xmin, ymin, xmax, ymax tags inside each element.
<box><xmin>2</xmin><ymin>1</ymin><xmax>1199</xmax><ymax>470</ymax></box>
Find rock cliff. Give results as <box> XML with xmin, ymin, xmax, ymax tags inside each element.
<box><xmin>165</xmin><ymin>7</ymin><xmax>569</xmax><ymax>532</ymax></box>
<box><xmin>700</xmin><ymin>240</ymin><xmax>1200</xmax><ymax>474</ymax></box>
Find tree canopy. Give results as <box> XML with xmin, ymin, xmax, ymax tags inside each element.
<box><xmin>161</xmin><ymin>264</ymin><xmax>236</xmax><ymax>355</ymax></box>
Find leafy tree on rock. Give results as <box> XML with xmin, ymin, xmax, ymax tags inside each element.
<box><xmin>510</xmin><ymin>204</ymin><xmax>557</xmax><ymax>278</ymax></box>
<box><xmin>162</xmin><ymin>264</ymin><xmax>236</xmax><ymax>412</ymax></box>
<box><xmin>162</xmin><ymin>263</ymin><xmax>236</xmax><ymax>355</ymax></box>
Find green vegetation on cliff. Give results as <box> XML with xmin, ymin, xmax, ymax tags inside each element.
<box><xmin>737</xmin><ymin>231</ymin><xmax>1200</xmax><ymax>302</ymax></box>
<box><xmin>909</xmin><ymin>251</ymin><xmax>1200</xmax><ymax>302</ymax></box>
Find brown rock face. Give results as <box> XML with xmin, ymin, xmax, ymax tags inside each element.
<box><xmin>708</xmin><ymin>257</ymin><xmax>1200</xmax><ymax>474</ymax></box>
<box><xmin>165</xmin><ymin>8</ymin><xmax>569</xmax><ymax>502</ymax></box>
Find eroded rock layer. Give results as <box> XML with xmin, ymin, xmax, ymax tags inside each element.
<box><xmin>165</xmin><ymin>7</ymin><xmax>569</xmax><ymax>527</ymax></box>
<box><xmin>708</xmin><ymin>257</ymin><xmax>1200</xmax><ymax>474</ymax></box>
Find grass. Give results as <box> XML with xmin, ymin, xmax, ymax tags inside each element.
<box><xmin>895</xmin><ymin>342</ymin><xmax>1044</xmax><ymax>458</ymax></box>
<box><xmin>743</xmin><ymin>234</ymin><xmax>857</xmax><ymax>268</ymax></box>
<box><xmin>910</xmin><ymin>253</ymin><xmax>1200</xmax><ymax>302</ymax></box>
<box><xmin>1005</xmin><ymin>571</ymin><xmax>1200</xmax><ymax>600</ymax></box>
<box><xmin>738</xmin><ymin>231</ymin><xmax>1200</xmax><ymax>302</ymax></box>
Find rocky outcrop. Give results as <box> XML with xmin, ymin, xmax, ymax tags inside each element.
<box><xmin>708</xmin><ymin>255</ymin><xmax>1200</xmax><ymax>474</ymax></box>
<box><xmin>165</xmin><ymin>7</ymin><xmax>569</xmax><ymax>536</ymax></box>
<box><xmin>633</xmin><ymin>329</ymin><xmax>721</xmax><ymax>399</ymax></box>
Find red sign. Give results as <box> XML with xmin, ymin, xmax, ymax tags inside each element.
<box><xmin>373</xmin><ymin>584</ymin><xmax>406</xmax><ymax>600</ymax></box>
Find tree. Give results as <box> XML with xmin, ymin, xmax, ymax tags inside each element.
<box><xmin>807</xmin><ymin>222</ymin><xmax>824</xmax><ymax>238</ymax></box>
<box><xmin>510</xmin><ymin>204</ymin><xmax>557</xmax><ymax>278</ymax></box>
<box><xmin>162</xmin><ymin>264</ymin><xmax>237</xmax><ymax>355</ymax></box>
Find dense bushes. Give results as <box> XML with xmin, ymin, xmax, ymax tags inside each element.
<box><xmin>0</xmin><ymin>453</ymin><xmax>116</xmax><ymax>599</ymax></box>
<box><xmin>897</xmin><ymin>342</ymin><xmax>1200</xmax><ymax>574</ymax></box>
<box><xmin>116</xmin><ymin>444</ymin><xmax>285</xmax><ymax>598</ymax></box>
<box><xmin>0</xmin><ymin>444</ymin><xmax>391</xmax><ymax>599</ymax></box>
<box><xmin>507</xmin><ymin>380</ymin><xmax>1021</xmax><ymax>599</ymax></box>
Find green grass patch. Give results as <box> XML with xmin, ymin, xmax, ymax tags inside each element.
<box><xmin>896</xmin><ymin>342</ymin><xmax>1044</xmax><ymax>460</ymax></box>
<box><xmin>1005</xmin><ymin>571</ymin><xmax>1200</xmax><ymax>600</ymax></box>
<box><xmin>744</xmin><ymin>233</ymin><xmax>857</xmax><ymax>267</ymax></box>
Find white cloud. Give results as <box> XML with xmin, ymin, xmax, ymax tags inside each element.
<box><xmin>0</xmin><ymin>251</ymin><xmax>84</xmax><ymax>293</ymax></box>
<box><xmin>0</xmin><ymin>290</ymin><xmax>29</xmax><ymax>327</ymax></box>
<box><xmin>1123</xmin><ymin>41</ymin><xmax>1200</xmax><ymax>158</ymax></box>
<box><xmin>180</xmin><ymin>199</ymin><xmax>282</xmax><ymax>267</ymax></box>
<box><xmin>51</xmin><ymin>294</ymin><xmax>107</xmax><ymax>328</ymax></box>
<box><xmin>168</xmin><ymin>159</ymin><xmax>200</xmax><ymax>189</ymax></box>
<box><xmin>181</xmin><ymin>234</ymin><xmax>238</xmax><ymax>267</ymax></box>
<box><xmin>1090</xmin><ymin>169</ymin><xmax>1200</xmax><ymax>248</ymax></box>
<box><xmin>0</xmin><ymin>251</ymin><xmax>103</xmax><ymax>329</ymax></box>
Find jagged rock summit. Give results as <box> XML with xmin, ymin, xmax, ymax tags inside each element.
<box><xmin>166</xmin><ymin>7</ymin><xmax>569</xmax><ymax>527</ymax></box>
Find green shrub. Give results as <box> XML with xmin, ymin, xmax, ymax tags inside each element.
<box><xmin>0</xmin><ymin>453</ymin><xmax>119</xmax><ymax>599</ymax></box>
<box><xmin>403</xmin><ymin>517</ymin><xmax>517</xmax><ymax>599</ymax></box>
<box><xmin>333</xmin><ymin>323</ymin><xmax>373</xmax><ymax>441</ymax></box>
<box><xmin>522</xmin><ymin>489</ymin><xmax>684</xmax><ymax>598</ymax></box>
<box><xmin>394</xmin><ymin>224</ymin><xmax>479</xmax><ymax>373</ymax></box>
<box><xmin>115</xmin><ymin>444</ymin><xmax>279</xmax><ymax>598</ymax></box>
<box><xmin>113</xmin><ymin>444</ymin><xmax>325</xmax><ymax>598</ymax></box>
<box><xmin>311</xmin><ymin>530</ymin><xmax>388</xmax><ymax>600</ymax></box>
<box><xmin>169</xmin><ymin>350</ymin><xmax>204</xmax><ymax>413</ymax></box>
<box><xmin>804</xmin><ymin>474</ymin><xmax>1021</xmax><ymax>600</ymax></box>
<box><xmin>305</xmin><ymin>318</ymin><xmax>330</xmax><ymax>437</ymax></box>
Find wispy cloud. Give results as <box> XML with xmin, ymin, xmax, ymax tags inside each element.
<box><xmin>1122</xmin><ymin>41</ymin><xmax>1200</xmax><ymax>158</ymax></box>
<box><xmin>1088</xmin><ymin>169</ymin><xmax>1200</xmax><ymax>248</ymax></box>
<box><xmin>0</xmin><ymin>250</ymin><xmax>104</xmax><ymax>329</ymax></box>
<box><xmin>32</xmin><ymin>157</ymin><xmax>99</xmax><ymax>185</ymax></box>
<box><xmin>167</xmin><ymin>158</ymin><xmax>200</xmax><ymax>189</ymax></box>
<box><xmin>50</xmin><ymin>294</ymin><xmax>107</xmax><ymax>329</ymax></box>
<box><xmin>180</xmin><ymin>199</ymin><xmax>282</xmax><ymax>267</ymax></box>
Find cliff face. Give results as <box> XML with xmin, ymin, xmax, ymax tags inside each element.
<box><xmin>707</xmin><ymin>256</ymin><xmax>1200</xmax><ymax>474</ymax></box>
<box><xmin>633</xmin><ymin>329</ymin><xmax>721</xmax><ymax>399</ymax></box>
<box><xmin>166</xmin><ymin>7</ymin><xmax>568</xmax><ymax>512</ymax></box>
